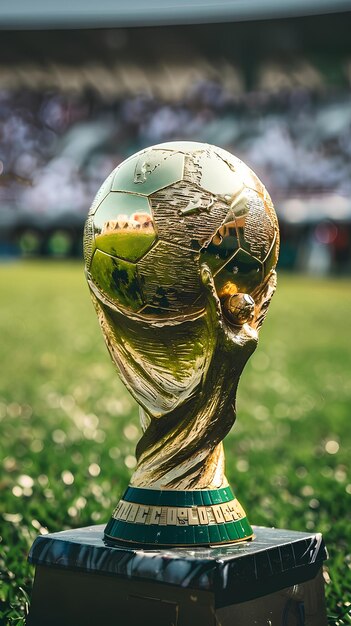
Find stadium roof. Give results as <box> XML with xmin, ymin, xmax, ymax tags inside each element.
<box><xmin>0</xmin><ymin>0</ymin><xmax>350</xmax><ymax>29</ymax></box>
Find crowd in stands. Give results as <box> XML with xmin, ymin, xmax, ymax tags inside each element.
<box><xmin>0</xmin><ymin>74</ymin><xmax>350</xmax><ymax>270</ymax></box>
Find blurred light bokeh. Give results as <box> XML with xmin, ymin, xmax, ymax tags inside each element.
<box><xmin>1</xmin><ymin>15</ymin><xmax>351</xmax><ymax>274</ymax></box>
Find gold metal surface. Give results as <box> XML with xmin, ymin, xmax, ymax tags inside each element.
<box><xmin>84</xmin><ymin>141</ymin><xmax>279</xmax><ymax>493</ymax></box>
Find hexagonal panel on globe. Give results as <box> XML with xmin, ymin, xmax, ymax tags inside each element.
<box><xmin>214</xmin><ymin>249</ymin><xmax>264</xmax><ymax>297</ymax></box>
<box><xmin>111</xmin><ymin>149</ymin><xmax>185</xmax><ymax>196</ymax></box>
<box><xmin>236</xmin><ymin>189</ymin><xmax>275</xmax><ymax>262</ymax></box>
<box><xmin>184</xmin><ymin>148</ymin><xmax>244</xmax><ymax>199</ymax></box>
<box><xmin>90</xmin><ymin>249</ymin><xmax>144</xmax><ymax>312</ymax></box>
<box><xmin>93</xmin><ymin>192</ymin><xmax>156</xmax><ymax>262</ymax></box>
<box><xmin>88</xmin><ymin>169</ymin><xmax>116</xmax><ymax>217</ymax></box>
<box><xmin>200</xmin><ymin>213</ymin><xmax>240</xmax><ymax>275</ymax></box>
<box><xmin>137</xmin><ymin>241</ymin><xmax>202</xmax><ymax>311</ymax></box>
<box><xmin>150</xmin><ymin>180</ymin><xmax>229</xmax><ymax>250</ymax></box>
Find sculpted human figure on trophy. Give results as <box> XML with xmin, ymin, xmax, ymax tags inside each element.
<box><xmin>83</xmin><ymin>141</ymin><xmax>279</xmax><ymax>546</ymax></box>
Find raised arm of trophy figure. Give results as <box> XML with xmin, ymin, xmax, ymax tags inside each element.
<box><xmin>200</xmin><ymin>263</ymin><xmax>277</xmax><ymax>365</ymax></box>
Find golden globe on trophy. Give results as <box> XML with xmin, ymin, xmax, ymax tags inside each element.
<box><xmin>83</xmin><ymin>141</ymin><xmax>279</xmax><ymax>547</ymax></box>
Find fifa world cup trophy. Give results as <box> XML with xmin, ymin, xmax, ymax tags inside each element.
<box><xmin>83</xmin><ymin>141</ymin><xmax>279</xmax><ymax>546</ymax></box>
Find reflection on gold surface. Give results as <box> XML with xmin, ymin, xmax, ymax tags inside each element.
<box><xmin>93</xmin><ymin>192</ymin><xmax>156</xmax><ymax>262</ymax></box>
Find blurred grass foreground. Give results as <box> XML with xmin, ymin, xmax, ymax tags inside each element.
<box><xmin>0</xmin><ymin>261</ymin><xmax>350</xmax><ymax>625</ymax></box>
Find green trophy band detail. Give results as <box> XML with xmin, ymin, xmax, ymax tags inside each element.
<box><xmin>104</xmin><ymin>486</ymin><xmax>253</xmax><ymax>546</ymax></box>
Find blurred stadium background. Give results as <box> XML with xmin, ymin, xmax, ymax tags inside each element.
<box><xmin>1</xmin><ymin>6</ymin><xmax>351</xmax><ymax>275</ymax></box>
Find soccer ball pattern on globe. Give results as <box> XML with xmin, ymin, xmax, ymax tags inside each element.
<box><xmin>84</xmin><ymin>141</ymin><xmax>279</xmax><ymax>317</ymax></box>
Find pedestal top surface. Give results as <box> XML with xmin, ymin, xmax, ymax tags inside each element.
<box><xmin>28</xmin><ymin>524</ymin><xmax>327</xmax><ymax>594</ymax></box>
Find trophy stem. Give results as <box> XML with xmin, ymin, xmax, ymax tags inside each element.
<box><xmin>131</xmin><ymin>438</ymin><xmax>228</xmax><ymax>491</ymax></box>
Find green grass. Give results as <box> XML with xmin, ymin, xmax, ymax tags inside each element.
<box><xmin>0</xmin><ymin>261</ymin><xmax>350</xmax><ymax>625</ymax></box>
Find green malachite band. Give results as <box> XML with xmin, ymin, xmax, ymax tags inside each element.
<box><xmin>104</xmin><ymin>486</ymin><xmax>253</xmax><ymax>546</ymax></box>
<box><xmin>123</xmin><ymin>486</ymin><xmax>236</xmax><ymax>507</ymax></box>
<box><xmin>105</xmin><ymin>516</ymin><xmax>253</xmax><ymax>546</ymax></box>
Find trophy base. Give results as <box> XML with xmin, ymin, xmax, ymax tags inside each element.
<box><xmin>104</xmin><ymin>485</ymin><xmax>253</xmax><ymax>546</ymax></box>
<box><xmin>27</xmin><ymin>525</ymin><xmax>328</xmax><ymax>626</ymax></box>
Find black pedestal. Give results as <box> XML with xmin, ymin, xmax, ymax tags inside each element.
<box><xmin>27</xmin><ymin>525</ymin><xmax>328</xmax><ymax>626</ymax></box>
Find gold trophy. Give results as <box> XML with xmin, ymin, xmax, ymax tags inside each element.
<box><xmin>83</xmin><ymin>141</ymin><xmax>279</xmax><ymax>546</ymax></box>
<box><xmin>28</xmin><ymin>142</ymin><xmax>328</xmax><ymax>626</ymax></box>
